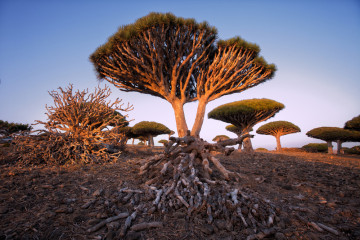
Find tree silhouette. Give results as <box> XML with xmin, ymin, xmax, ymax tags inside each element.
<box><xmin>90</xmin><ymin>12</ymin><xmax>276</xmax><ymax>137</ymax></box>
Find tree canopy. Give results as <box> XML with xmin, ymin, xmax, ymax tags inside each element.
<box><xmin>208</xmin><ymin>99</ymin><xmax>284</xmax><ymax>127</ymax></box>
<box><xmin>90</xmin><ymin>12</ymin><xmax>276</xmax><ymax>137</ymax></box>
<box><xmin>344</xmin><ymin>115</ymin><xmax>360</xmax><ymax>131</ymax></box>
<box><xmin>256</xmin><ymin>121</ymin><xmax>301</xmax><ymax>151</ymax></box>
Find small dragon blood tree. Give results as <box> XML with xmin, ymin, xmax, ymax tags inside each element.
<box><xmin>208</xmin><ymin>99</ymin><xmax>284</xmax><ymax>153</ymax></box>
<box><xmin>131</xmin><ymin>121</ymin><xmax>171</xmax><ymax>147</ymax></box>
<box><xmin>256</xmin><ymin>121</ymin><xmax>301</xmax><ymax>152</ymax></box>
<box><xmin>212</xmin><ymin>135</ymin><xmax>230</xmax><ymax>142</ymax></box>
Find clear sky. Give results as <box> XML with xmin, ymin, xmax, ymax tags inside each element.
<box><xmin>1</xmin><ymin>0</ymin><xmax>359</xmax><ymax>150</ymax></box>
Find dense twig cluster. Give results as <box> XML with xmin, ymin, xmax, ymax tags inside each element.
<box><xmin>15</xmin><ymin>85</ymin><xmax>133</xmax><ymax>165</ymax></box>
<box><xmin>136</xmin><ymin>132</ymin><xmax>281</xmax><ymax>236</ymax></box>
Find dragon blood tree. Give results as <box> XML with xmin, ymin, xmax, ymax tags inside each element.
<box><xmin>208</xmin><ymin>99</ymin><xmax>284</xmax><ymax>153</ymax></box>
<box><xmin>226</xmin><ymin>125</ymin><xmax>253</xmax><ymax>150</ymax></box>
<box><xmin>256</xmin><ymin>121</ymin><xmax>300</xmax><ymax>151</ymax></box>
<box><xmin>344</xmin><ymin>115</ymin><xmax>360</xmax><ymax>131</ymax></box>
<box><xmin>306</xmin><ymin>127</ymin><xmax>360</xmax><ymax>154</ymax></box>
<box><xmin>131</xmin><ymin>121</ymin><xmax>171</xmax><ymax>147</ymax></box>
<box><xmin>212</xmin><ymin>135</ymin><xmax>230</xmax><ymax>142</ymax></box>
<box><xmin>90</xmin><ymin>12</ymin><xmax>276</xmax><ymax>138</ymax></box>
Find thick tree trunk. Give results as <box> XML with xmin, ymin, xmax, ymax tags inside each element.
<box><xmin>191</xmin><ymin>99</ymin><xmax>207</xmax><ymax>137</ymax></box>
<box><xmin>327</xmin><ymin>141</ymin><xmax>333</xmax><ymax>154</ymax></box>
<box><xmin>148</xmin><ymin>135</ymin><xmax>154</xmax><ymax>147</ymax></box>
<box><xmin>171</xmin><ymin>100</ymin><xmax>188</xmax><ymax>137</ymax></box>
<box><xmin>276</xmin><ymin>134</ymin><xmax>282</xmax><ymax>151</ymax></box>
<box><xmin>336</xmin><ymin>140</ymin><xmax>343</xmax><ymax>155</ymax></box>
<box><xmin>242</xmin><ymin>130</ymin><xmax>253</xmax><ymax>153</ymax></box>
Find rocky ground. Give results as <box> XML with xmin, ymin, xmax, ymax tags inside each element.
<box><xmin>0</xmin><ymin>145</ymin><xmax>359</xmax><ymax>239</ymax></box>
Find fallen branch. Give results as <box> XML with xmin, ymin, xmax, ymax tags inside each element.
<box><xmin>87</xmin><ymin>213</ymin><xmax>129</xmax><ymax>233</ymax></box>
<box><xmin>130</xmin><ymin>222</ymin><xmax>163</xmax><ymax>231</ymax></box>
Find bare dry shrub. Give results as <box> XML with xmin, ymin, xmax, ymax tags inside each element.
<box><xmin>15</xmin><ymin>84</ymin><xmax>133</xmax><ymax>165</ymax></box>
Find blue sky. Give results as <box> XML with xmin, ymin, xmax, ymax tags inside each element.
<box><xmin>1</xmin><ymin>0</ymin><xmax>359</xmax><ymax>149</ymax></box>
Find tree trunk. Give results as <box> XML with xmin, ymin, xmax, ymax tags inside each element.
<box><xmin>171</xmin><ymin>100</ymin><xmax>188</xmax><ymax>137</ymax></box>
<box><xmin>276</xmin><ymin>134</ymin><xmax>282</xmax><ymax>151</ymax></box>
<box><xmin>336</xmin><ymin>140</ymin><xmax>343</xmax><ymax>155</ymax></box>
<box><xmin>327</xmin><ymin>141</ymin><xmax>333</xmax><ymax>154</ymax></box>
<box><xmin>148</xmin><ymin>135</ymin><xmax>154</xmax><ymax>147</ymax></box>
<box><xmin>242</xmin><ymin>131</ymin><xmax>253</xmax><ymax>153</ymax></box>
<box><xmin>191</xmin><ymin>99</ymin><xmax>207</xmax><ymax>137</ymax></box>
<box><xmin>236</xmin><ymin>134</ymin><xmax>242</xmax><ymax>152</ymax></box>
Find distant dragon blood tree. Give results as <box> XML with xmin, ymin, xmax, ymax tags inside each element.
<box><xmin>345</xmin><ymin>115</ymin><xmax>360</xmax><ymax>131</ymax></box>
<box><xmin>208</xmin><ymin>99</ymin><xmax>284</xmax><ymax>153</ymax></box>
<box><xmin>131</xmin><ymin>121</ymin><xmax>171</xmax><ymax>146</ymax></box>
<box><xmin>306</xmin><ymin>127</ymin><xmax>360</xmax><ymax>154</ymax></box>
<box><xmin>90</xmin><ymin>12</ymin><xmax>276</xmax><ymax>137</ymax></box>
<box><xmin>212</xmin><ymin>135</ymin><xmax>230</xmax><ymax>142</ymax></box>
<box><xmin>16</xmin><ymin>85</ymin><xmax>133</xmax><ymax>164</ymax></box>
<box><xmin>0</xmin><ymin>120</ymin><xmax>32</xmax><ymax>138</ymax></box>
<box><xmin>256</xmin><ymin>121</ymin><xmax>300</xmax><ymax>151</ymax></box>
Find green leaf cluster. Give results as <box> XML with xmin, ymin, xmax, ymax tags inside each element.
<box><xmin>344</xmin><ymin>115</ymin><xmax>360</xmax><ymax>131</ymax></box>
<box><xmin>208</xmin><ymin>98</ymin><xmax>284</xmax><ymax>123</ymax></box>
<box><xmin>132</xmin><ymin>121</ymin><xmax>171</xmax><ymax>137</ymax></box>
<box><xmin>306</xmin><ymin>127</ymin><xmax>360</xmax><ymax>142</ymax></box>
<box><xmin>256</xmin><ymin>121</ymin><xmax>301</xmax><ymax>135</ymax></box>
<box><xmin>302</xmin><ymin>143</ymin><xmax>328</xmax><ymax>153</ymax></box>
<box><xmin>0</xmin><ymin>120</ymin><xmax>32</xmax><ymax>136</ymax></box>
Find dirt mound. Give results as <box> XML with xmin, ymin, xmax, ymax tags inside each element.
<box><xmin>0</xmin><ymin>145</ymin><xmax>359</xmax><ymax>239</ymax></box>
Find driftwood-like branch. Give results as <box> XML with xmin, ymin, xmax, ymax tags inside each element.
<box><xmin>130</xmin><ymin>222</ymin><xmax>163</xmax><ymax>231</ymax></box>
<box><xmin>87</xmin><ymin>213</ymin><xmax>129</xmax><ymax>233</ymax></box>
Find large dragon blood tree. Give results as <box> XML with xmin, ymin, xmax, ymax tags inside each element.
<box><xmin>88</xmin><ymin>13</ymin><xmax>282</xmax><ymax>237</ymax></box>
<box><xmin>90</xmin><ymin>12</ymin><xmax>276</xmax><ymax>138</ymax></box>
<box><xmin>208</xmin><ymin>99</ymin><xmax>284</xmax><ymax>153</ymax></box>
<box><xmin>256</xmin><ymin>121</ymin><xmax>301</xmax><ymax>151</ymax></box>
